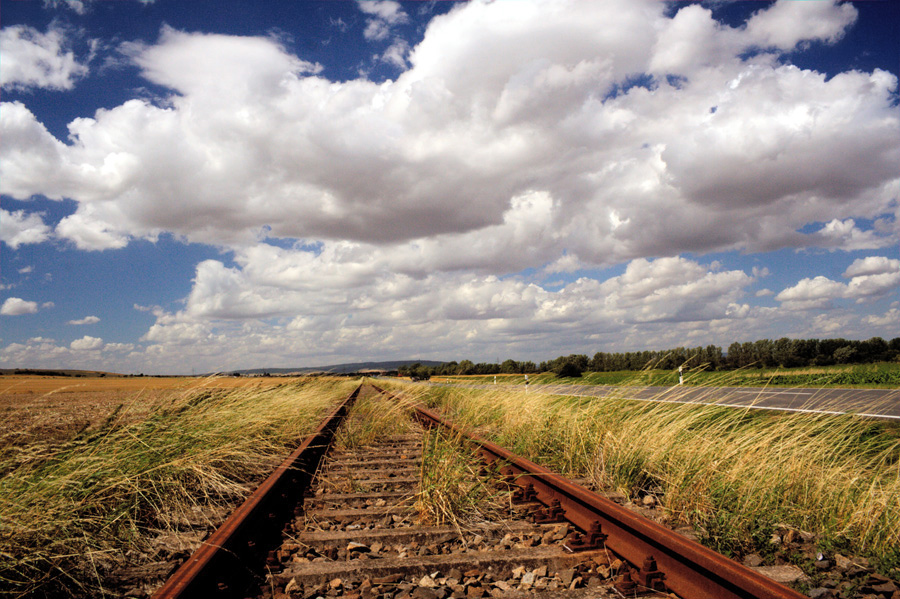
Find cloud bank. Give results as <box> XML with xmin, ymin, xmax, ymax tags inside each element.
<box><xmin>1</xmin><ymin>0</ymin><xmax>898</xmax><ymax>372</ymax></box>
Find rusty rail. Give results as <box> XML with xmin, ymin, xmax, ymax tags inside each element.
<box><xmin>151</xmin><ymin>384</ymin><xmax>362</xmax><ymax>599</ymax></box>
<box><xmin>412</xmin><ymin>403</ymin><xmax>806</xmax><ymax>599</ymax></box>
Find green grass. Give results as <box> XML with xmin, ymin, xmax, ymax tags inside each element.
<box><xmin>436</xmin><ymin>362</ymin><xmax>900</xmax><ymax>388</ymax></box>
<box><xmin>0</xmin><ymin>377</ymin><xmax>356</xmax><ymax>598</ymax></box>
<box><xmin>402</xmin><ymin>382</ymin><xmax>900</xmax><ymax>578</ymax></box>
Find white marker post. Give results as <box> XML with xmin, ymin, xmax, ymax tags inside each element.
<box><xmin>525</xmin><ymin>374</ymin><xmax>529</xmax><ymax>393</ymax></box>
<box><xmin>678</xmin><ymin>366</ymin><xmax>683</xmax><ymax>386</ymax></box>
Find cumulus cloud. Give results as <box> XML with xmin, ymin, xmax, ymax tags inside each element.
<box><xmin>144</xmin><ymin>252</ymin><xmax>755</xmax><ymax>363</ymax></box>
<box><xmin>0</xmin><ymin>208</ymin><xmax>52</xmax><ymax>248</ymax></box>
<box><xmin>864</xmin><ymin>308</ymin><xmax>899</xmax><ymax>328</ymax></box>
<box><xmin>68</xmin><ymin>315</ymin><xmax>100</xmax><ymax>325</ymax></box>
<box><xmin>0</xmin><ymin>335</ymin><xmax>142</xmax><ymax>372</ymax></box>
<box><xmin>0</xmin><ymin>25</ymin><xmax>89</xmax><ymax>91</ymax></box>
<box><xmin>1</xmin><ymin>0</ymin><xmax>898</xmax><ymax>372</ymax></box>
<box><xmin>0</xmin><ymin>0</ymin><xmax>893</xmax><ymax>262</ymax></box>
<box><xmin>70</xmin><ymin>335</ymin><xmax>103</xmax><ymax>350</ymax></box>
<box><xmin>776</xmin><ymin>256</ymin><xmax>900</xmax><ymax>309</ymax></box>
<box><xmin>1</xmin><ymin>297</ymin><xmax>40</xmax><ymax>316</ymax></box>
<box><xmin>744</xmin><ymin>0</ymin><xmax>857</xmax><ymax>51</ymax></box>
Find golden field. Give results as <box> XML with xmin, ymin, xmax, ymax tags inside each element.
<box><xmin>0</xmin><ymin>374</ymin><xmax>309</xmax><ymax>445</ymax></box>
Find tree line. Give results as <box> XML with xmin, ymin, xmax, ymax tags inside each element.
<box><xmin>397</xmin><ymin>336</ymin><xmax>900</xmax><ymax>379</ymax></box>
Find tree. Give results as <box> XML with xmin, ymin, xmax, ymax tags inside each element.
<box><xmin>833</xmin><ymin>346</ymin><xmax>858</xmax><ymax>364</ymax></box>
<box><xmin>456</xmin><ymin>360</ymin><xmax>475</xmax><ymax>375</ymax></box>
<box><xmin>500</xmin><ymin>359</ymin><xmax>520</xmax><ymax>374</ymax></box>
<box><xmin>554</xmin><ymin>357</ymin><xmax>584</xmax><ymax>378</ymax></box>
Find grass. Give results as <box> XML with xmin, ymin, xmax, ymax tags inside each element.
<box><xmin>416</xmin><ymin>428</ymin><xmax>509</xmax><ymax>531</ymax></box>
<box><xmin>334</xmin><ymin>384</ymin><xmax>416</xmax><ymax>450</ymax></box>
<box><xmin>406</xmin><ymin>381</ymin><xmax>900</xmax><ymax>578</ymax></box>
<box><xmin>334</xmin><ymin>383</ymin><xmax>507</xmax><ymax>531</ymax></box>
<box><xmin>0</xmin><ymin>377</ymin><xmax>356</xmax><ymax>598</ymax></box>
<box><xmin>435</xmin><ymin>361</ymin><xmax>900</xmax><ymax>388</ymax></box>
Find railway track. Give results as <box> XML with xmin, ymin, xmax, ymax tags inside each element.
<box><xmin>151</xmin><ymin>383</ymin><xmax>806</xmax><ymax>599</ymax></box>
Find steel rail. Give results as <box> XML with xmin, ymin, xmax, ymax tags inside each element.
<box><xmin>412</xmin><ymin>403</ymin><xmax>806</xmax><ymax>599</ymax></box>
<box><xmin>151</xmin><ymin>384</ymin><xmax>362</xmax><ymax>599</ymax></box>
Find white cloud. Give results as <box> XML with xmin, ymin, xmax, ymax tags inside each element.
<box><xmin>43</xmin><ymin>0</ymin><xmax>156</xmax><ymax>14</ymax></box>
<box><xmin>843</xmin><ymin>256</ymin><xmax>899</xmax><ymax>278</ymax></box>
<box><xmin>864</xmin><ymin>308</ymin><xmax>900</xmax><ymax>328</ymax></box>
<box><xmin>68</xmin><ymin>315</ymin><xmax>100</xmax><ymax>325</ymax></box>
<box><xmin>131</xmin><ymin>252</ymin><xmax>755</xmax><ymax>370</ymax></box>
<box><xmin>1</xmin><ymin>297</ymin><xmax>39</xmax><ymax>316</ymax></box>
<box><xmin>104</xmin><ymin>342</ymin><xmax>135</xmax><ymax>353</ymax></box>
<box><xmin>0</xmin><ymin>1</ymin><xmax>893</xmax><ymax>262</ymax></box>
<box><xmin>775</xmin><ymin>276</ymin><xmax>847</xmax><ymax>310</ymax></box>
<box><xmin>0</xmin><ymin>1</ymin><xmax>898</xmax><ymax>372</ymax></box>
<box><xmin>380</xmin><ymin>38</ymin><xmax>410</xmax><ymax>68</ymax></box>
<box><xmin>744</xmin><ymin>0</ymin><xmax>857</xmax><ymax>51</ymax></box>
<box><xmin>0</xmin><ymin>208</ymin><xmax>52</xmax><ymax>248</ymax></box>
<box><xmin>70</xmin><ymin>335</ymin><xmax>103</xmax><ymax>351</ymax></box>
<box><xmin>0</xmin><ymin>25</ymin><xmax>89</xmax><ymax>91</ymax></box>
<box><xmin>358</xmin><ymin>1</ymin><xmax>408</xmax><ymax>41</ymax></box>
<box><xmin>811</xmin><ymin>219</ymin><xmax>895</xmax><ymax>251</ymax></box>
<box><xmin>776</xmin><ymin>256</ymin><xmax>900</xmax><ymax>310</ymax></box>
<box><xmin>55</xmin><ymin>205</ymin><xmax>130</xmax><ymax>250</ymax></box>
<box><xmin>0</xmin><ymin>101</ymin><xmax>71</xmax><ymax>201</ymax></box>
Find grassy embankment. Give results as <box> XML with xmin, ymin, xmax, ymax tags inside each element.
<box><xmin>435</xmin><ymin>361</ymin><xmax>900</xmax><ymax>389</ymax></box>
<box><xmin>389</xmin><ymin>380</ymin><xmax>900</xmax><ymax>579</ymax></box>
<box><xmin>0</xmin><ymin>377</ymin><xmax>357</xmax><ymax>598</ymax></box>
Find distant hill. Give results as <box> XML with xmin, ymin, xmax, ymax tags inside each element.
<box><xmin>224</xmin><ymin>360</ymin><xmax>446</xmax><ymax>376</ymax></box>
<box><xmin>0</xmin><ymin>368</ymin><xmax>125</xmax><ymax>377</ymax></box>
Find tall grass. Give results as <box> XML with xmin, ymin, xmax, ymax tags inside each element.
<box><xmin>0</xmin><ymin>377</ymin><xmax>355</xmax><ymax>598</ymax></box>
<box><xmin>334</xmin><ymin>384</ymin><xmax>416</xmax><ymax>450</ymax></box>
<box><xmin>413</xmin><ymin>382</ymin><xmax>900</xmax><ymax>575</ymax></box>
<box><xmin>436</xmin><ymin>361</ymin><xmax>900</xmax><ymax>388</ymax></box>
<box><xmin>416</xmin><ymin>429</ymin><xmax>508</xmax><ymax>530</ymax></box>
<box><xmin>353</xmin><ymin>382</ymin><xmax>509</xmax><ymax>530</ymax></box>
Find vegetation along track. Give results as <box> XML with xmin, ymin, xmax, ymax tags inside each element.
<box><xmin>152</xmin><ymin>383</ymin><xmax>805</xmax><ymax>599</ymax></box>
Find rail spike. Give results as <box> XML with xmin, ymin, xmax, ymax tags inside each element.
<box><xmin>563</xmin><ymin>520</ymin><xmax>606</xmax><ymax>552</ymax></box>
<box><xmin>512</xmin><ymin>482</ymin><xmax>538</xmax><ymax>503</ymax></box>
<box><xmin>532</xmin><ymin>498</ymin><xmax>566</xmax><ymax>523</ymax></box>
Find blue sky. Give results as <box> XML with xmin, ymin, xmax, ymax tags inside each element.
<box><xmin>1</xmin><ymin>0</ymin><xmax>898</xmax><ymax>374</ymax></box>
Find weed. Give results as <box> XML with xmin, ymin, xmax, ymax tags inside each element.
<box><xmin>334</xmin><ymin>384</ymin><xmax>415</xmax><ymax>450</ymax></box>
<box><xmin>403</xmin><ymin>380</ymin><xmax>900</xmax><ymax>570</ymax></box>
<box><xmin>0</xmin><ymin>377</ymin><xmax>355</xmax><ymax>598</ymax></box>
<box><xmin>415</xmin><ymin>428</ymin><xmax>509</xmax><ymax>530</ymax></box>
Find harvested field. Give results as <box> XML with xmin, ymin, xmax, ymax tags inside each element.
<box><xmin>0</xmin><ymin>376</ymin><xmax>356</xmax><ymax>598</ymax></box>
<box><xmin>0</xmin><ymin>375</ymin><xmax>312</xmax><ymax>446</ymax></box>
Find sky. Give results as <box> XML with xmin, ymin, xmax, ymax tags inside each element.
<box><xmin>1</xmin><ymin>0</ymin><xmax>898</xmax><ymax>375</ymax></box>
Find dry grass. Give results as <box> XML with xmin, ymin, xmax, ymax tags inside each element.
<box><xmin>416</xmin><ymin>428</ymin><xmax>510</xmax><ymax>531</ymax></box>
<box><xmin>403</xmin><ymin>381</ymin><xmax>900</xmax><ymax>575</ymax></box>
<box><xmin>346</xmin><ymin>383</ymin><xmax>510</xmax><ymax>532</ymax></box>
<box><xmin>0</xmin><ymin>377</ymin><xmax>356</xmax><ymax>598</ymax></box>
<box><xmin>334</xmin><ymin>384</ymin><xmax>416</xmax><ymax>450</ymax></box>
